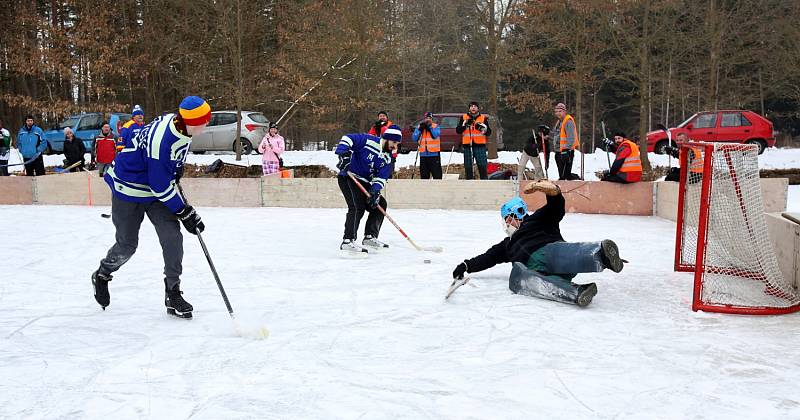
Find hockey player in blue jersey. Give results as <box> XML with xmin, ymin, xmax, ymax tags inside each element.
<box><xmin>335</xmin><ymin>125</ymin><xmax>403</xmax><ymax>254</ymax></box>
<box><xmin>91</xmin><ymin>96</ymin><xmax>211</xmax><ymax>319</ymax></box>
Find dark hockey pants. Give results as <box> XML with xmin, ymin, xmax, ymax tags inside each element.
<box><xmin>419</xmin><ymin>155</ymin><xmax>442</xmax><ymax>179</ymax></box>
<box><xmin>98</xmin><ymin>195</ymin><xmax>184</xmax><ymax>290</ymax></box>
<box><xmin>338</xmin><ymin>175</ymin><xmax>386</xmax><ymax>241</ymax></box>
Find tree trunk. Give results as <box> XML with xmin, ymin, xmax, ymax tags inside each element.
<box><xmin>486</xmin><ymin>0</ymin><xmax>499</xmax><ymax>159</ymax></box>
<box><xmin>638</xmin><ymin>0</ymin><xmax>652</xmax><ymax>175</ymax></box>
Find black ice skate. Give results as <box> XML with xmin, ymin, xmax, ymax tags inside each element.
<box><xmin>165</xmin><ymin>285</ymin><xmax>193</xmax><ymax>319</ymax></box>
<box><xmin>92</xmin><ymin>270</ymin><xmax>112</xmax><ymax>309</ymax></box>
<box><xmin>362</xmin><ymin>235</ymin><xmax>389</xmax><ymax>250</ymax></box>
<box><xmin>575</xmin><ymin>283</ymin><xmax>598</xmax><ymax>307</ymax></box>
<box><xmin>600</xmin><ymin>239</ymin><xmax>626</xmax><ymax>273</ymax></box>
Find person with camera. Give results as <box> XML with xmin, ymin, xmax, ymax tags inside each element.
<box><xmin>518</xmin><ymin>124</ymin><xmax>550</xmax><ymax>182</ymax></box>
<box><xmin>412</xmin><ymin>112</ymin><xmax>442</xmax><ymax>179</ymax></box>
<box><xmin>368</xmin><ymin>111</ymin><xmax>398</xmax><ymax>173</ymax></box>
<box><xmin>456</xmin><ymin>101</ymin><xmax>492</xmax><ymax>180</ymax></box>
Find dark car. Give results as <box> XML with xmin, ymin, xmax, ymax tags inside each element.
<box><xmin>43</xmin><ymin>112</ymin><xmax>131</xmax><ymax>153</ymax></box>
<box><xmin>646</xmin><ymin>110</ymin><xmax>776</xmax><ymax>154</ymax></box>
<box><xmin>399</xmin><ymin>113</ymin><xmax>503</xmax><ymax>153</ymax></box>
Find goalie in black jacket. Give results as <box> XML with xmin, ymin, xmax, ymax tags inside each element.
<box><xmin>452</xmin><ymin>180</ymin><xmax>627</xmax><ymax>307</ymax></box>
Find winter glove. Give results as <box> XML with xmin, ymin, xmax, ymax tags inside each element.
<box><xmin>463</xmin><ymin>118</ymin><xmax>474</xmax><ymax>127</ymax></box>
<box><xmin>537</xmin><ymin>124</ymin><xmax>551</xmax><ymax>136</ymax></box>
<box><xmin>602</xmin><ymin>138</ymin><xmax>615</xmax><ymax>151</ymax></box>
<box><xmin>418</xmin><ymin>123</ymin><xmax>427</xmax><ymax>132</ymax></box>
<box><xmin>176</xmin><ymin>205</ymin><xmax>205</xmax><ymax>235</ymax></box>
<box><xmin>336</xmin><ymin>150</ymin><xmax>352</xmax><ymax>172</ymax></box>
<box><xmin>377</xmin><ymin>120</ymin><xmax>387</xmax><ymax>128</ymax></box>
<box><xmin>367</xmin><ymin>189</ymin><xmax>382</xmax><ymax>209</ymax></box>
<box><xmin>453</xmin><ymin>261</ymin><xmax>468</xmax><ymax>280</ymax></box>
<box><xmin>475</xmin><ymin>122</ymin><xmax>487</xmax><ymax>133</ymax></box>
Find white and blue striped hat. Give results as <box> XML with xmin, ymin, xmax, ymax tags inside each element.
<box><xmin>381</xmin><ymin>125</ymin><xmax>402</xmax><ymax>142</ymax></box>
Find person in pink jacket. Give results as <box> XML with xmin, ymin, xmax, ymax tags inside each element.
<box><xmin>258</xmin><ymin>122</ymin><xmax>285</xmax><ymax>175</ymax></box>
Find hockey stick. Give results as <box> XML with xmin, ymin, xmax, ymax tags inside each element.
<box><xmin>600</xmin><ymin>121</ymin><xmax>611</xmax><ymax>169</ymax></box>
<box><xmin>176</xmin><ymin>183</ymin><xmax>269</xmax><ymax>339</ymax></box>
<box><xmin>347</xmin><ymin>171</ymin><xmax>443</xmax><ymax>252</ymax></box>
<box><xmin>656</xmin><ymin>123</ymin><xmax>673</xmax><ymax>169</ymax></box>
<box><xmin>782</xmin><ymin>212</ymin><xmax>800</xmax><ymax>225</ymax></box>
<box><xmin>54</xmin><ymin>160</ymin><xmax>84</xmax><ymax>173</ymax></box>
<box><xmin>444</xmin><ymin>145</ymin><xmax>455</xmax><ymax>176</ymax></box>
<box><xmin>445</xmin><ymin>276</ymin><xmax>472</xmax><ymax>300</ymax></box>
<box><xmin>411</xmin><ymin>150</ymin><xmax>419</xmax><ymax>179</ymax></box>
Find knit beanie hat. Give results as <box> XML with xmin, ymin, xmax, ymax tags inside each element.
<box><xmin>381</xmin><ymin>125</ymin><xmax>402</xmax><ymax>142</ymax></box>
<box><xmin>554</xmin><ymin>103</ymin><xmax>567</xmax><ymax>112</ymax></box>
<box><xmin>132</xmin><ymin>105</ymin><xmax>144</xmax><ymax>117</ymax></box>
<box><xmin>179</xmin><ymin>96</ymin><xmax>212</xmax><ymax>126</ymax></box>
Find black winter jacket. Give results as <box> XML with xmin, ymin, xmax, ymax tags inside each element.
<box><xmin>63</xmin><ymin>137</ymin><xmax>86</xmax><ymax>167</ymax></box>
<box><xmin>465</xmin><ymin>193</ymin><xmax>565</xmax><ymax>274</ymax></box>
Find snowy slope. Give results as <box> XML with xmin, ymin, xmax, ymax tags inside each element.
<box><xmin>2</xmin><ymin>205</ymin><xmax>799</xmax><ymax>419</ymax></box>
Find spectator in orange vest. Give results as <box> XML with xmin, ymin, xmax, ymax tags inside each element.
<box><xmin>600</xmin><ymin>131</ymin><xmax>642</xmax><ymax>183</ymax></box>
<box><xmin>412</xmin><ymin>112</ymin><xmax>442</xmax><ymax>179</ymax></box>
<box><xmin>456</xmin><ymin>101</ymin><xmax>492</xmax><ymax>179</ymax></box>
<box><xmin>549</xmin><ymin>103</ymin><xmax>580</xmax><ymax>180</ymax></box>
<box><xmin>664</xmin><ymin>133</ymin><xmax>704</xmax><ymax>183</ymax></box>
<box><xmin>93</xmin><ymin>122</ymin><xmax>117</xmax><ymax>176</ymax></box>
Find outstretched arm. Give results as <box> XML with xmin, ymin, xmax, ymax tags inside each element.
<box><xmin>454</xmin><ymin>239</ymin><xmax>510</xmax><ymax>278</ymax></box>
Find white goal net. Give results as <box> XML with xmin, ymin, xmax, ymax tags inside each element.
<box><xmin>674</xmin><ymin>142</ymin><xmax>800</xmax><ymax>314</ymax></box>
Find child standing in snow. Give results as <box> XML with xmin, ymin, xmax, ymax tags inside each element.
<box><xmin>258</xmin><ymin>122</ymin><xmax>285</xmax><ymax>175</ymax></box>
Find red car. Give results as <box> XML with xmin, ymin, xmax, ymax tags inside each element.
<box><xmin>399</xmin><ymin>112</ymin><xmax>503</xmax><ymax>153</ymax></box>
<box><xmin>646</xmin><ymin>110</ymin><xmax>776</xmax><ymax>154</ymax></box>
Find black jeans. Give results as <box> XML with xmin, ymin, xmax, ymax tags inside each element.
<box><xmin>24</xmin><ymin>155</ymin><xmax>45</xmax><ymax>176</ymax></box>
<box><xmin>419</xmin><ymin>155</ymin><xmax>442</xmax><ymax>179</ymax></box>
<box><xmin>98</xmin><ymin>195</ymin><xmax>184</xmax><ymax>290</ymax></box>
<box><xmin>555</xmin><ymin>150</ymin><xmax>574</xmax><ymax>180</ymax></box>
<box><xmin>338</xmin><ymin>175</ymin><xmax>386</xmax><ymax>241</ymax></box>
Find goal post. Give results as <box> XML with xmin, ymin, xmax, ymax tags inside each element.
<box><xmin>674</xmin><ymin>142</ymin><xmax>800</xmax><ymax>315</ymax></box>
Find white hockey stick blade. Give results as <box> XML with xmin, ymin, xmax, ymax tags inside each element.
<box><xmin>445</xmin><ymin>276</ymin><xmax>471</xmax><ymax>300</ymax></box>
<box><xmin>420</xmin><ymin>245</ymin><xmax>444</xmax><ymax>253</ymax></box>
<box><xmin>232</xmin><ymin>316</ymin><xmax>270</xmax><ymax>340</ymax></box>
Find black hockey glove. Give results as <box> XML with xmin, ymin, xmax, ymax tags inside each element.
<box><xmin>537</xmin><ymin>124</ymin><xmax>551</xmax><ymax>136</ymax></box>
<box><xmin>377</xmin><ymin>120</ymin><xmax>387</xmax><ymax>127</ymax></box>
<box><xmin>453</xmin><ymin>261</ymin><xmax>468</xmax><ymax>280</ymax></box>
<box><xmin>175</xmin><ymin>165</ymin><xmax>185</xmax><ymax>182</ymax></box>
<box><xmin>336</xmin><ymin>150</ymin><xmax>352</xmax><ymax>172</ymax></box>
<box><xmin>367</xmin><ymin>189</ymin><xmax>381</xmax><ymax>209</ymax></box>
<box><xmin>475</xmin><ymin>122</ymin><xmax>487</xmax><ymax>133</ymax></box>
<box><xmin>176</xmin><ymin>205</ymin><xmax>205</xmax><ymax>235</ymax></box>
<box><xmin>602</xmin><ymin>138</ymin><xmax>615</xmax><ymax>150</ymax></box>
<box><xmin>418</xmin><ymin>123</ymin><xmax>427</xmax><ymax>132</ymax></box>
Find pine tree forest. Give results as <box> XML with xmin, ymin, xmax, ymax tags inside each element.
<box><xmin>2</xmin><ymin>0</ymin><xmax>799</xmax><ymax>166</ymax></box>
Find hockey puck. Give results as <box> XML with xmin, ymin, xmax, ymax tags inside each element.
<box><xmin>424</xmin><ymin>259</ymin><xmax>431</xmax><ymax>264</ymax></box>
<box><xmin>101</xmin><ymin>214</ymin><xmax>111</xmax><ymax>218</ymax></box>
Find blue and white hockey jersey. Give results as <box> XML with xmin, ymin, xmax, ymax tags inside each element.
<box><xmin>335</xmin><ymin>133</ymin><xmax>392</xmax><ymax>192</ymax></box>
<box><xmin>104</xmin><ymin>113</ymin><xmax>191</xmax><ymax>213</ymax></box>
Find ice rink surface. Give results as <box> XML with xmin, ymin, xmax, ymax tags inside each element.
<box><xmin>2</xmin><ymin>205</ymin><xmax>799</xmax><ymax>419</ymax></box>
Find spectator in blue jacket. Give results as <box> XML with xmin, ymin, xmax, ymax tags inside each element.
<box><xmin>17</xmin><ymin>115</ymin><xmax>47</xmax><ymax>176</ymax></box>
<box><xmin>412</xmin><ymin>112</ymin><xmax>443</xmax><ymax>179</ymax></box>
<box><xmin>334</xmin><ymin>125</ymin><xmax>403</xmax><ymax>254</ymax></box>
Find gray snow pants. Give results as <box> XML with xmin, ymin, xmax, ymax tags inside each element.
<box><xmin>98</xmin><ymin>195</ymin><xmax>184</xmax><ymax>290</ymax></box>
<box><xmin>509</xmin><ymin>241</ymin><xmax>606</xmax><ymax>303</ymax></box>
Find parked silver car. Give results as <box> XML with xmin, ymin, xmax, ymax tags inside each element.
<box><xmin>189</xmin><ymin>111</ymin><xmax>269</xmax><ymax>154</ymax></box>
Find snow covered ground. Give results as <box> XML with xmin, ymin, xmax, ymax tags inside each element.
<box><xmin>3</xmin><ymin>205</ymin><xmax>800</xmax><ymax>419</ymax></box>
<box><xmin>6</xmin><ymin>146</ymin><xmax>800</xmax><ymax>179</ymax></box>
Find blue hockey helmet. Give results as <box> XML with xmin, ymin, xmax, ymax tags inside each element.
<box><xmin>500</xmin><ymin>197</ymin><xmax>528</xmax><ymax>220</ymax></box>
